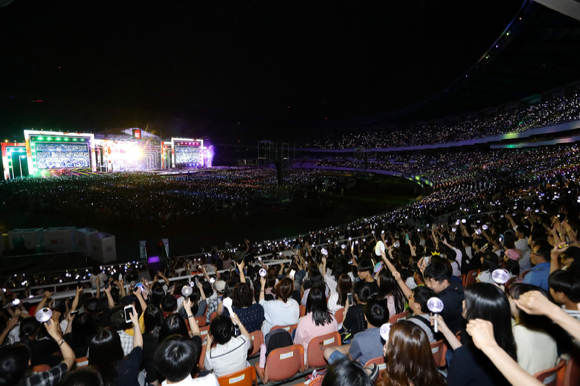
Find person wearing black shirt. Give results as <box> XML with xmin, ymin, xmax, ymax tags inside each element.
<box><xmin>423</xmin><ymin>262</ymin><xmax>464</xmax><ymax>335</ymax></box>
<box><xmin>356</xmin><ymin>259</ymin><xmax>379</xmax><ymax>296</ymax></box>
<box><xmin>342</xmin><ymin>281</ymin><xmax>374</xmax><ymax>338</ymax></box>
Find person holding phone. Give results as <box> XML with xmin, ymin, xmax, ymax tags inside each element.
<box><xmin>89</xmin><ymin>306</ymin><xmax>143</xmax><ymax>386</ymax></box>
<box><xmin>0</xmin><ymin>316</ymin><xmax>76</xmax><ymax>386</ymax></box>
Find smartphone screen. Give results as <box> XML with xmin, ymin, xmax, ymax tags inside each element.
<box><xmin>347</xmin><ymin>293</ymin><xmax>353</xmax><ymax>306</ymax></box>
<box><xmin>289</xmin><ymin>270</ymin><xmax>296</xmax><ymax>278</ymax></box>
<box><xmin>124</xmin><ymin>306</ymin><xmax>133</xmax><ymax>323</ymax></box>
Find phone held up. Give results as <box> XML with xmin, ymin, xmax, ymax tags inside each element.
<box><xmin>124</xmin><ymin>305</ymin><xmax>135</xmax><ymax>324</ymax></box>
<box><xmin>347</xmin><ymin>293</ymin><xmax>353</xmax><ymax>306</ymax></box>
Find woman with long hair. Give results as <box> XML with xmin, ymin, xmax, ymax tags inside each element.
<box><xmin>88</xmin><ymin>308</ymin><xmax>143</xmax><ymax>386</ymax></box>
<box><xmin>142</xmin><ymin>305</ymin><xmax>164</xmax><ymax>386</ymax></box>
<box><xmin>259</xmin><ymin>277</ymin><xmax>300</xmax><ymax>335</ymax></box>
<box><xmin>302</xmin><ymin>269</ymin><xmax>329</xmax><ymax>305</ymax></box>
<box><xmin>327</xmin><ymin>274</ymin><xmax>352</xmax><ymax>316</ymax></box>
<box><xmin>381</xmin><ymin>322</ymin><xmax>446</xmax><ymax>386</ymax></box>
<box><xmin>294</xmin><ymin>287</ymin><xmax>338</xmax><ymax>361</ymax></box>
<box><xmin>445</xmin><ymin>283</ymin><xmax>517</xmax><ymax>386</ymax></box>
<box><xmin>507</xmin><ymin>284</ymin><xmax>558</xmax><ymax>375</ymax></box>
<box><xmin>377</xmin><ymin>270</ymin><xmax>406</xmax><ymax>316</ymax></box>
<box><xmin>64</xmin><ymin>312</ymin><xmax>98</xmax><ymax>358</ymax></box>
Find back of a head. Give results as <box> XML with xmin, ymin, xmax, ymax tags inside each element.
<box><xmin>107</xmin><ymin>307</ymin><xmax>130</xmax><ymax>331</ymax></box>
<box><xmin>72</xmin><ymin>313</ymin><xmax>98</xmax><ymax>347</ymax></box>
<box><xmin>385</xmin><ymin>322</ymin><xmax>445</xmax><ymax>386</ymax></box>
<box><xmin>508</xmin><ymin>284</ymin><xmax>552</xmax><ymax>329</ymax></box>
<box><xmin>232</xmin><ymin>283</ymin><xmax>253</xmax><ymax>308</ymax></box>
<box><xmin>61</xmin><ymin>366</ymin><xmax>104</xmax><ymax>386</ymax></box>
<box><xmin>275</xmin><ymin>278</ymin><xmax>294</xmax><ymax>303</ymax></box>
<box><xmin>89</xmin><ymin>329</ymin><xmax>124</xmax><ymax>386</ymax></box>
<box><xmin>143</xmin><ymin>304</ymin><xmax>164</xmax><ymax>334</ymax></box>
<box><xmin>209</xmin><ymin>315</ymin><xmax>233</xmax><ymax>345</ymax></box>
<box><xmin>159</xmin><ymin>314</ymin><xmax>189</xmax><ymax>343</ymax></box>
<box><xmin>0</xmin><ymin>344</ymin><xmax>30</xmax><ymax>386</ymax></box>
<box><xmin>549</xmin><ymin>270</ymin><xmax>580</xmax><ymax>302</ymax></box>
<box><xmin>154</xmin><ymin>337</ymin><xmax>199</xmax><ymax>383</ymax></box>
<box><xmin>151</xmin><ymin>285</ymin><xmax>165</xmax><ymax>307</ymax></box>
<box><xmin>364</xmin><ymin>299</ymin><xmax>389</xmax><ymax>328</ymax></box>
<box><xmin>161</xmin><ymin>295</ymin><xmax>177</xmax><ymax>313</ymax></box>
<box><xmin>306</xmin><ymin>287</ymin><xmax>332</xmax><ymax>326</ymax></box>
<box><xmin>464</xmin><ymin>283</ymin><xmax>516</xmax><ymax>359</ymax></box>
<box><xmin>19</xmin><ymin>318</ymin><xmax>40</xmax><ymax>344</ymax></box>
<box><xmin>322</xmin><ymin>358</ymin><xmax>372</xmax><ymax>386</ymax></box>
<box><xmin>84</xmin><ymin>298</ymin><xmax>101</xmax><ymax>315</ymax></box>
<box><xmin>423</xmin><ymin>262</ymin><xmax>450</xmax><ymax>284</ymax></box>
<box><xmin>353</xmin><ymin>281</ymin><xmax>373</xmax><ymax>304</ymax></box>
<box><xmin>308</xmin><ymin>270</ymin><xmax>325</xmax><ymax>290</ymax></box>
<box><xmin>337</xmin><ymin>274</ymin><xmax>352</xmax><ymax>304</ymax></box>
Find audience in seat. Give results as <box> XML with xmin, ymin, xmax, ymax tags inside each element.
<box><xmin>259</xmin><ymin>277</ymin><xmax>299</xmax><ymax>335</ymax></box>
<box><xmin>326</xmin><ymin>273</ymin><xmax>352</xmax><ymax>319</ymax></box>
<box><xmin>155</xmin><ymin>337</ymin><xmax>219</xmax><ymax>386</ymax></box>
<box><xmin>523</xmin><ymin>249</ymin><xmax>552</xmax><ymax>291</ymax></box>
<box><xmin>342</xmin><ymin>282</ymin><xmax>374</xmax><ymax>338</ymax></box>
<box><xmin>548</xmin><ymin>269</ymin><xmax>580</xmax><ymax>321</ymax></box>
<box><xmin>0</xmin><ymin>318</ymin><xmax>76</xmax><ymax>386</ymax></box>
<box><xmin>221</xmin><ymin>283</ymin><xmax>264</xmax><ymax>333</ymax></box>
<box><xmin>403</xmin><ymin>286</ymin><xmax>440</xmax><ymax>343</ymax></box>
<box><xmin>88</xmin><ymin>307</ymin><xmax>142</xmax><ymax>386</ymax></box>
<box><xmin>381</xmin><ymin>322</ymin><xmax>446</xmax><ymax>386</ymax></box>
<box><xmin>445</xmin><ymin>284</ymin><xmax>516</xmax><ymax>386</ymax></box>
<box><xmin>507</xmin><ymin>284</ymin><xmax>558</xmax><ymax>375</ymax></box>
<box><xmin>294</xmin><ymin>287</ymin><xmax>338</xmax><ymax>361</ymax></box>
<box><xmin>324</xmin><ymin>299</ymin><xmax>389</xmax><ymax>366</ymax></box>
<box><xmin>204</xmin><ymin>314</ymin><xmax>253</xmax><ymax>378</ymax></box>
<box><xmin>422</xmin><ymin>262</ymin><xmax>464</xmax><ymax>334</ymax></box>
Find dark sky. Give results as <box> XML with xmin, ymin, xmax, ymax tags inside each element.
<box><xmin>0</xmin><ymin>0</ymin><xmax>524</xmax><ymax>139</ymax></box>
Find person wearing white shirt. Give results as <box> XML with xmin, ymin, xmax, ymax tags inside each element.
<box><xmin>259</xmin><ymin>277</ymin><xmax>300</xmax><ymax>335</ymax></box>
<box><xmin>508</xmin><ymin>284</ymin><xmax>558</xmax><ymax>375</ymax></box>
<box><xmin>204</xmin><ymin>314</ymin><xmax>253</xmax><ymax>377</ymax></box>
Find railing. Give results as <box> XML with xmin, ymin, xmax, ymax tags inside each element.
<box><xmin>23</xmin><ymin>259</ymin><xmax>295</xmax><ymax>304</ymax></box>
<box><xmin>12</xmin><ymin>233</ymin><xmax>374</xmax><ymax>297</ymax></box>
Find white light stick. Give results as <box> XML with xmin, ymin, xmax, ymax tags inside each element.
<box><xmin>223</xmin><ymin>297</ymin><xmax>235</xmax><ymax>321</ymax></box>
<box><xmin>259</xmin><ymin>268</ymin><xmax>267</xmax><ymax>277</ymax></box>
<box><xmin>427</xmin><ymin>297</ymin><xmax>444</xmax><ymax>333</ymax></box>
<box><xmin>380</xmin><ymin>323</ymin><xmax>392</xmax><ymax>341</ymax></box>
<box><xmin>491</xmin><ymin>269</ymin><xmax>510</xmax><ymax>285</ymax></box>
<box><xmin>181</xmin><ymin>285</ymin><xmax>193</xmax><ymax>297</ymax></box>
<box><xmin>36</xmin><ymin>308</ymin><xmax>52</xmax><ymax>324</ymax></box>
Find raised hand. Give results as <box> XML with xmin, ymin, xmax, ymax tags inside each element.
<box><xmin>466</xmin><ymin>319</ymin><xmax>497</xmax><ymax>351</ymax></box>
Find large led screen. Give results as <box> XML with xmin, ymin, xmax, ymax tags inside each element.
<box><xmin>35</xmin><ymin>143</ymin><xmax>90</xmax><ymax>169</ymax></box>
<box><xmin>175</xmin><ymin>145</ymin><xmax>202</xmax><ymax>165</ymax></box>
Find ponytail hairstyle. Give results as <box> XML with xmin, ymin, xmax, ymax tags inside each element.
<box><xmin>275</xmin><ymin>278</ymin><xmax>294</xmax><ymax>303</ymax></box>
<box><xmin>19</xmin><ymin>318</ymin><xmax>40</xmax><ymax>348</ymax></box>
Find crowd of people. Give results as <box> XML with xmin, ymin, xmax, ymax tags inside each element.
<box><xmin>312</xmin><ymin>92</ymin><xmax>580</xmax><ymax>149</ymax></box>
<box><xmin>0</xmin><ymin>168</ymin><xmax>349</xmax><ymax>228</ymax></box>
<box><xmin>0</xmin><ymin>137</ymin><xmax>580</xmax><ymax>386</ymax></box>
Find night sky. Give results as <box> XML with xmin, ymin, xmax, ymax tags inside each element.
<box><xmin>0</xmin><ymin>0</ymin><xmax>524</xmax><ymax>140</ymax></box>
